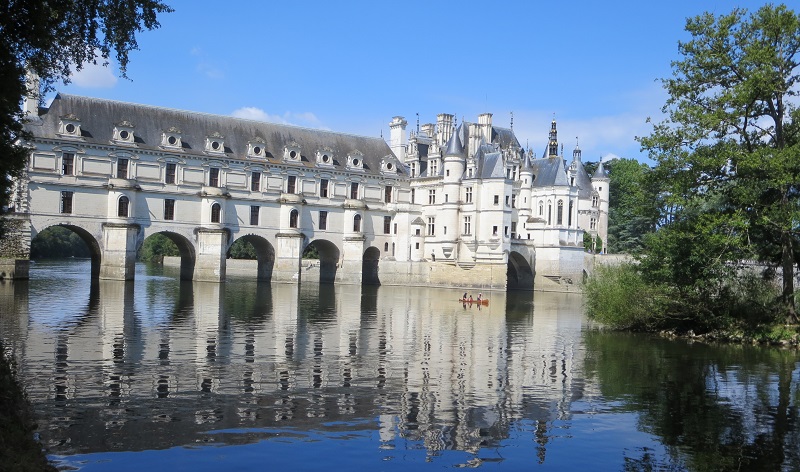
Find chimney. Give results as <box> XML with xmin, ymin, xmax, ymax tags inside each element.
<box><xmin>23</xmin><ymin>70</ymin><xmax>40</xmax><ymax>119</ymax></box>
<box><xmin>388</xmin><ymin>116</ymin><xmax>408</xmax><ymax>161</ymax></box>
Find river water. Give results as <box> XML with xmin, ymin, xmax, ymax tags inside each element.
<box><xmin>1</xmin><ymin>259</ymin><xmax>799</xmax><ymax>471</ymax></box>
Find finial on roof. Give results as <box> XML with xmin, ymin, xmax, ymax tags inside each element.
<box><xmin>510</xmin><ymin>111</ymin><xmax>514</xmax><ymax>130</ymax></box>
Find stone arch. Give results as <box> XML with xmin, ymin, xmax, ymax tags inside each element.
<box><xmin>228</xmin><ymin>234</ymin><xmax>275</xmax><ymax>281</ymax></box>
<box><xmin>141</xmin><ymin>230</ymin><xmax>196</xmax><ymax>280</ymax></box>
<box><xmin>32</xmin><ymin>223</ymin><xmax>103</xmax><ymax>279</ymax></box>
<box><xmin>362</xmin><ymin>246</ymin><xmax>381</xmax><ymax>286</ymax></box>
<box><xmin>303</xmin><ymin>239</ymin><xmax>340</xmax><ymax>284</ymax></box>
<box><xmin>507</xmin><ymin>250</ymin><xmax>534</xmax><ymax>291</ymax></box>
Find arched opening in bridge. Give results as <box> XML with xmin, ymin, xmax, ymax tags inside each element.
<box><xmin>138</xmin><ymin>231</ymin><xmax>195</xmax><ymax>280</ymax></box>
<box><xmin>507</xmin><ymin>251</ymin><xmax>534</xmax><ymax>291</ymax></box>
<box><xmin>302</xmin><ymin>239</ymin><xmax>339</xmax><ymax>284</ymax></box>
<box><xmin>30</xmin><ymin>224</ymin><xmax>102</xmax><ymax>278</ymax></box>
<box><xmin>362</xmin><ymin>246</ymin><xmax>380</xmax><ymax>285</ymax></box>
<box><xmin>226</xmin><ymin>235</ymin><xmax>275</xmax><ymax>281</ymax></box>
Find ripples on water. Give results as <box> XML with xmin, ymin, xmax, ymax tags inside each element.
<box><xmin>1</xmin><ymin>259</ymin><xmax>798</xmax><ymax>471</ymax></box>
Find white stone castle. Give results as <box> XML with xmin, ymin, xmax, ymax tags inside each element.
<box><xmin>3</xmin><ymin>90</ymin><xmax>608</xmax><ymax>290</ymax></box>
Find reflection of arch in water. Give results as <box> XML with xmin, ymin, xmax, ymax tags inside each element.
<box><xmin>142</xmin><ymin>231</ymin><xmax>196</xmax><ymax>280</ymax></box>
<box><xmin>507</xmin><ymin>251</ymin><xmax>534</xmax><ymax>291</ymax></box>
<box><xmin>362</xmin><ymin>246</ymin><xmax>380</xmax><ymax>285</ymax></box>
<box><xmin>33</xmin><ymin>224</ymin><xmax>103</xmax><ymax>278</ymax></box>
<box><xmin>303</xmin><ymin>239</ymin><xmax>340</xmax><ymax>284</ymax></box>
<box><xmin>228</xmin><ymin>234</ymin><xmax>276</xmax><ymax>281</ymax></box>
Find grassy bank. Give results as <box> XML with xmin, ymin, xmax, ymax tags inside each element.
<box><xmin>0</xmin><ymin>341</ymin><xmax>56</xmax><ymax>471</ymax></box>
<box><xmin>584</xmin><ymin>263</ymin><xmax>800</xmax><ymax>346</ymax></box>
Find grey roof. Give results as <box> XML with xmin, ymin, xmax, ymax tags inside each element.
<box><xmin>444</xmin><ymin>127</ymin><xmax>465</xmax><ymax>157</ymax></box>
<box><xmin>593</xmin><ymin>160</ymin><xmax>609</xmax><ymax>180</ymax></box>
<box><xmin>571</xmin><ymin>158</ymin><xmax>595</xmax><ymax>198</ymax></box>
<box><xmin>29</xmin><ymin>94</ymin><xmax>404</xmax><ymax>176</ymax></box>
<box><xmin>478</xmin><ymin>144</ymin><xmax>506</xmax><ymax>179</ymax></box>
<box><xmin>530</xmin><ymin>157</ymin><xmax>570</xmax><ymax>187</ymax></box>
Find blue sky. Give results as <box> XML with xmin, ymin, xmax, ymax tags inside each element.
<box><xmin>53</xmin><ymin>0</ymin><xmax>775</xmax><ymax>164</ymax></box>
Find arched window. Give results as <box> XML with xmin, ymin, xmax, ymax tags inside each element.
<box><xmin>289</xmin><ymin>209</ymin><xmax>299</xmax><ymax>228</ymax></box>
<box><xmin>538</xmin><ymin>201</ymin><xmax>544</xmax><ymax>216</ymax></box>
<box><xmin>117</xmin><ymin>196</ymin><xmax>129</xmax><ymax>217</ymax></box>
<box><xmin>568</xmin><ymin>200</ymin><xmax>574</xmax><ymax>227</ymax></box>
<box><xmin>211</xmin><ymin>203</ymin><xmax>221</xmax><ymax>223</ymax></box>
<box><xmin>557</xmin><ymin>200</ymin><xmax>564</xmax><ymax>225</ymax></box>
<box><xmin>384</xmin><ymin>242</ymin><xmax>389</xmax><ymax>252</ymax></box>
<box><xmin>547</xmin><ymin>203</ymin><xmax>552</xmax><ymax>225</ymax></box>
<box><xmin>353</xmin><ymin>214</ymin><xmax>362</xmax><ymax>232</ymax></box>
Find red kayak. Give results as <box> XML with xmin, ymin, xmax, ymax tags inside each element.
<box><xmin>459</xmin><ymin>299</ymin><xmax>488</xmax><ymax>306</ymax></box>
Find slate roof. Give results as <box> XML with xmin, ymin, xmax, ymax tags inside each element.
<box><xmin>571</xmin><ymin>158</ymin><xmax>595</xmax><ymax>198</ymax></box>
<box><xmin>28</xmin><ymin>94</ymin><xmax>404</xmax><ymax>177</ymax></box>
<box><xmin>530</xmin><ymin>157</ymin><xmax>570</xmax><ymax>187</ymax></box>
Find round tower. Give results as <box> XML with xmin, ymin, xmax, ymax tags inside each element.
<box><xmin>591</xmin><ymin>161</ymin><xmax>610</xmax><ymax>253</ymax></box>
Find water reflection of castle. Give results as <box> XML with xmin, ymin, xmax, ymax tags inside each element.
<box><xmin>0</xmin><ymin>274</ymin><xmax>595</xmax><ymax>458</ymax></box>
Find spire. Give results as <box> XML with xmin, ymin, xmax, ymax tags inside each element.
<box><xmin>553</xmin><ymin>153</ymin><xmax>569</xmax><ymax>186</ymax></box>
<box><xmin>572</xmin><ymin>136</ymin><xmax>581</xmax><ymax>162</ymax></box>
<box><xmin>593</xmin><ymin>160</ymin><xmax>609</xmax><ymax>180</ymax></box>
<box><xmin>548</xmin><ymin>118</ymin><xmax>558</xmax><ymax>157</ymax></box>
<box><xmin>444</xmin><ymin>127</ymin><xmax>465</xmax><ymax>157</ymax></box>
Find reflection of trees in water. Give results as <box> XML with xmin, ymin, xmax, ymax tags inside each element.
<box><xmin>584</xmin><ymin>332</ymin><xmax>800</xmax><ymax>470</ymax></box>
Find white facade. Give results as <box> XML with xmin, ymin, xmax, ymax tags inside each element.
<box><xmin>4</xmin><ymin>94</ymin><xmax>608</xmax><ymax>290</ymax></box>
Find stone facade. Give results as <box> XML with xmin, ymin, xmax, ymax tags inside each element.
<box><xmin>6</xmin><ymin>92</ymin><xmax>609</xmax><ymax>290</ymax></box>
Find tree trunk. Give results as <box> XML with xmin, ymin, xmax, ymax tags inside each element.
<box><xmin>780</xmin><ymin>230</ymin><xmax>798</xmax><ymax>324</ymax></box>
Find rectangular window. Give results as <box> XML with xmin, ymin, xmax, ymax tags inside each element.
<box><xmin>251</xmin><ymin>172</ymin><xmax>261</xmax><ymax>192</ymax></box>
<box><xmin>505</xmin><ymin>195</ymin><xmax>510</xmax><ymax>207</ymax></box>
<box><xmin>492</xmin><ymin>225</ymin><xmax>498</xmax><ymax>236</ymax></box>
<box><xmin>60</xmin><ymin>191</ymin><xmax>73</xmax><ymax>214</ymax></box>
<box><xmin>385</xmin><ymin>185</ymin><xmax>392</xmax><ymax>203</ymax></box>
<box><xmin>164</xmin><ymin>199</ymin><xmax>175</xmax><ymax>220</ymax></box>
<box><xmin>320</xmin><ymin>179</ymin><xmax>329</xmax><ymax>198</ymax></box>
<box><xmin>350</xmin><ymin>182</ymin><xmax>359</xmax><ymax>199</ymax></box>
<box><xmin>415</xmin><ymin>228</ymin><xmax>421</xmax><ymax>236</ymax></box>
<box><xmin>117</xmin><ymin>158</ymin><xmax>128</xmax><ymax>179</ymax></box>
<box><xmin>511</xmin><ymin>221</ymin><xmax>517</xmax><ymax>239</ymax></box>
<box><xmin>415</xmin><ymin>242</ymin><xmax>420</xmax><ymax>249</ymax></box>
<box><xmin>410</xmin><ymin>188</ymin><xmax>415</xmax><ymax>203</ymax></box>
<box><xmin>494</xmin><ymin>195</ymin><xmax>499</xmax><ymax>205</ymax></box>
<box><xmin>62</xmin><ymin>152</ymin><xmax>74</xmax><ymax>176</ymax></box>
<box><xmin>430</xmin><ymin>161</ymin><xmax>438</xmax><ymax>175</ymax></box>
<box><xmin>465</xmin><ymin>187</ymin><xmax>472</xmax><ymax>203</ymax></box>
<box><xmin>383</xmin><ymin>216</ymin><xmax>391</xmax><ymax>234</ymax></box>
<box><xmin>511</xmin><ymin>195</ymin><xmax>516</xmax><ymax>208</ymax></box>
<box><xmin>250</xmin><ymin>205</ymin><xmax>259</xmax><ymax>225</ymax></box>
<box><xmin>209</xmin><ymin>168</ymin><xmax>220</xmax><ymax>187</ymax></box>
<box><xmin>319</xmin><ymin>211</ymin><xmax>328</xmax><ymax>230</ymax></box>
<box><xmin>428</xmin><ymin>189</ymin><xmax>435</xmax><ymax>204</ymax></box>
<box><xmin>393</xmin><ymin>223</ymin><xmax>397</xmax><ymax>234</ymax></box>
<box><xmin>427</xmin><ymin>217</ymin><xmax>435</xmax><ymax>236</ymax></box>
<box><xmin>464</xmin><ymin>216</ymin><xmax>471</xmax><ymax>235</ymax></box>
<box><xmin>287</xmin><ymin>175</ymin><xmax>296</xmax><ymax>194</ymax></box>
<box><xmin>165</xmin><ymin>163</ymin><xmax>176</xmax><ymax>184</ymax></box>
<box><xmin>410</xmin><ymin>163</ymin><xmax>416</xmax><ymax>178</ymax></box>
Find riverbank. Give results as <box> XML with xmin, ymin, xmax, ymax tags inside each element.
<box><xmin>0</xmin><ymin>341</ymin><xmax>56</xmax><ymax>471</ymax></box>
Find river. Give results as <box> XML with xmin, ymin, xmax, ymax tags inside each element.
<box><xmin>0</xmin><ymin>259</ymin><xmax>798</xmax><ymax>471</ymax></box>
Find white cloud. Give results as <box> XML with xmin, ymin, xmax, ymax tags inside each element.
<box><xmin>231</xmin><ymin>107</ymin><xmax>325</xmax><ymax>128</ymax></box>
<box><xmin>70</xmin><ymin>60</ymin><xmax>118</xmax><ymax>88</ymax></box>
<box><xmin>191</xmin><ymin>47</ymin><xmax>224</xmax><ymax>79</ymax></box>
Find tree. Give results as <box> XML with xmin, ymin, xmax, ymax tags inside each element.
<box><xmin>639</xmin><ymin>4</ymin><xmax>800</xmax><ymax>322</ymax></box>
<box><xmin>0</xmin><ymin>0</ymin><xmax>173</xmax><ymax>209</ymax></box>
<box><xmin>606</xmin><ymin>158</ymin><xmax>660</xmax><ymax>253</ymax></box>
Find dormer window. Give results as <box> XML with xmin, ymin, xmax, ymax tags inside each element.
<box><xmin>380</xmin><ymin>156</ymin><xmax>397</xmax><ymax>174</ymax></box>
<box><xmin>205</xmin><ymin>132</ymin><xmax>225</xmax><ymax>154</ymax></box>
<box><xmin>113</xmin><ymin>121</ymin><xmax>135</xmax><ymax>144</ymax></box>
<box><xmin>161</xmin><ymin>127</ymin><xmax>182</xmax><ymax>149</ymax></box>
<box><xmin>59</xmin><ymin>114</ymin><xmax>82</xmax><ymax>138</ymax></box>
<box><xmin>248</xmin><ymin>138</ymin><xmax>266</xmax><ymax>158</ymax></box>
<box><xmin>347</xmin><ymin>150</ymin><xmax>364</xmax><ymax>170</ymax></box>
<box><xmin>316</xmin><ymin>147</ymin><xmax>335</xmax><ymax>167</ymax></box>
<box><xmin>283</xmin><ymin>141</ymin><xmax>301</xmax><ymax>162</ymax></box>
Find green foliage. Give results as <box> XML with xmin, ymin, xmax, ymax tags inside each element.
<box><xmin>637</xmin><ymin>4</ymin><xmax>800</xmax><ymax>323</ymax></box>
<box><xmin>584</xmin><ymin>264</ymin><xmax>673</xmax><ymax>331</ymax></box>
<box><xmin>138</xmin><ymin>233</ymin><xmax>179</xmax><ymax>262</ymax></box>
<box><xmin>30</xmin><ymin>226</ymin><xmax>90</xmax><ymax>259</ymax></box>
<box><xmin>303</xmin><ymin>244</ymin><xmax>320</xmax><ymax>259</ymax></box>
<box><xmin>228</xmin><ymin>238</ymin><xmax>257</xmax><ymax>259</ymax></box>
<box><xmin>583</xmin><ymin>232</ymin><xmax>604</xmax><ymax>253</ymax></box>
<box><xmin>0</xmin><ymin>1</ymin><xmax>172</xmax><ymax>208</ymax></box>
<box><xmin>606</xmin><ymin>158</ymin><xmax>660</xmax><ymax>253</ymax></box>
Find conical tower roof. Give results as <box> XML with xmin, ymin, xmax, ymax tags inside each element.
<box><xmin>444</xmin><ymin>126</ymin><xmax>465</xmax><ymax>157</ymax></box>
<box><xmin>593</xmin><ymin>160</ymin><xmax>609</xmax><ymax>180</ymax></box>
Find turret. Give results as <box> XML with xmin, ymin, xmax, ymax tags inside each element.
<box><xmin>592</xmin><ymin>160</ymin><xmax>610</xmax><ymax>252</ymax></box>
<box><xmin>547</xmin><ymin>119</ymin><xmax>558</xmax><ymax>157</ymax></box>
